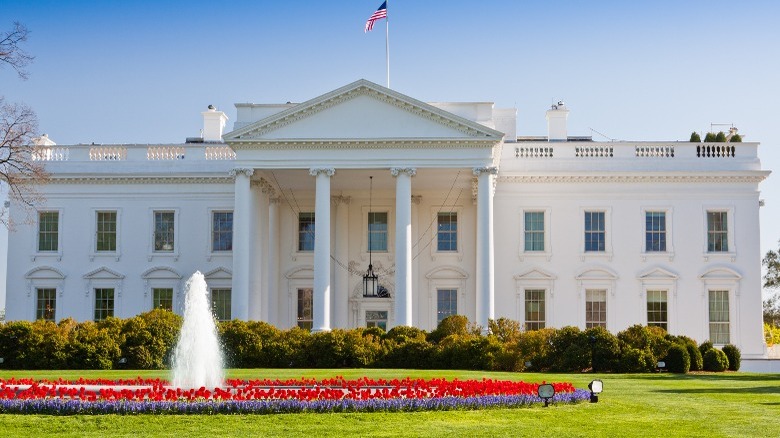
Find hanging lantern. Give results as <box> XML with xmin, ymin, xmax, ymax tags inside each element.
<box><xmin>363</xmin><ymin>175</ymin><xmax>379</xmax><ymax>298</ymax></box>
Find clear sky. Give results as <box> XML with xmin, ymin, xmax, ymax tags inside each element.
<box><xmin>2</xmin><ymin>0</ymin><xmax>779</xmax><ymax>307</ymax></box>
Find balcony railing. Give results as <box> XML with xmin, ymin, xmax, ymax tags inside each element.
<box><xmin>32</xmin><ymin>144</ymin><xmax>237</xmax><ymax>162</ymax></box>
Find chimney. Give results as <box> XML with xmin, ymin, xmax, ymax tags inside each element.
<box><xmin>201</xmin><ymin>105</ymin><xmax>229</xmax><ymax>142</ymax></box>
<box><xmin>546</xmin><ymin>101</ymin><xmax>569</xmax><ymax>142</ymax></box>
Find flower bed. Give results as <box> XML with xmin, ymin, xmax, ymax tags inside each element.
<box><xmin>0</xmin><ymin>377</ymin><xmax>590</xmax><ymax>415</ymax></box>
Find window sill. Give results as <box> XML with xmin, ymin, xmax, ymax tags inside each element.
<box><xmin>702</xmin><ymin>252</ymin><xmax>736</xmax><ymax>262</ymax></box>
<box><xmin>31</xmin><ymin>252</ymin><xmax>62</xmax><ymax>262</ymax></box>
<box><xmin>640</xmin><ymin>252</ymin><xmax>675</xmax><ymax>262</ymax></box>
<box><xmin>519</xmin><ymin>251</ymin><xmax>552</xmax><ymax>262</ymax></box>
<box><xmin>147</xmin><ymin>252</ymin><xmax>179</xmax><ymax>262</ymax></box>
<box><xmin>580</xmin><ymin>252</ymin><xmax>613</xmax><ymax>262</ymax></box>
<box><xmin>90</xmin><ymin>252</ymin><xmax>121</xmax><ymax>262</ymax></box>
<box><xmin>207</xmin><ymin>251</ymin><xmax>232</xmax><ymax>262</ymax></box>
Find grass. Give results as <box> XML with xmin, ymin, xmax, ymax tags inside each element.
<box><xmin>1</xmin><ymin>369</ymin><xmax>779</xmax><ymax>437</ymax></box>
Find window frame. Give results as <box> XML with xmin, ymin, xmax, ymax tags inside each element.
<box><xmin>35</xmin><ymin>287</ymin><xmax>57</xmax><ymax>321</ymax></box>
<box><xmin>519</xmin><ymin>208</ymin><xmax>552</xmax><ymax>260</ymax></box>
<box><xmin>580</xmin><ymin>207</ymin><xmax>612</xmax><ymax>260</ymax></box>
<box><xmin>210</xmin><ymin>209</ymin><xmax>234</xmax><ymax>254</ymax></box>
<box><xmin>210</xmin><ymin>287</ymin><xmax>232</xmax><ymax>322</ymax></box>
<box><xmin>152</xmin><ymin>287</ymin><xmax>174</xmax><ymax>312</ymax></box>
<box><xmin>646</xmin><ymin>289</ymin><xmax>668</xmax><ymax>331</ymax></box>
<box><xmin>90</xmin><ymin>208</ymin><xmax>122</xmax><ymax>261</ymax></box>
<box><xmin>361</xmin><ymin>204</ymin><xmax>394</xmax><ymax>260</ymax></box>
<box><xmin>640</xmin><ymin>207</ymin><xmax>674</xmax><ymax>260</ymax></box>
<box><xmin>296</xmin><ymin>287</ymin><xmax>313</xmax><ymax>330</ymax></box>
<box><xmin>436</xmin><ymin>288</ymin><xmax>459</xmax><ymax>325</ymax></box>
<box><xmin>297</xmin><ymin>211</ymin><xmax>316</xmax><ymax>253</ymax></box>
<box><xmin>585</xmin><ymin>289</ymin><xmax>608</xmax><ymax>329</ymax></box>
<box><xmin>34</xmin><ymin>209</ymin><xmax>63</xmax><ymax>260</ymax></box>
<box><xmin>524</xmin><ymin>288</ymin><xmax>546</xmax><ymax>331</ymax></box>
<box><xmin>93</xmin><ymin>287</ymin><xmax>115</xmax><ymax>322</ymax></box>
<box><xmin>708</xmin><ymin>289</ymin><xmax>731</xmax><ymax>345</ymax></box>
<box><xmin>149</xmin><ymin>208</ymin><xmax>180</xmax><ymax>260</ymax></box>
<box><xmin>429</xmin><ymin>206</ymin><xmax>464</xmax><ymax>260</ymax></box>
<box><xmin>703</xmin><ymin>207</ymin><xmax>735</xmax><ymax>259</ymax></box>
<box><xmin>435</xmin><ymin>211</ymin><xmax>458</xmax><ymax>253</ymax></box>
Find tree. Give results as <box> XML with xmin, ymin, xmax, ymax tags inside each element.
<box><xmin>763</xmin><ymin>241</ymin><xmax>780</xmax><ymax>325</ymax></box>
<box><xmin>0</xmin><ymin>22</ymin><xmax>34</xmax><ymax>80</ymax></box>
<box><xmin>689</xmin><ymin>132</ymin><xmax>701</xmax><ymax>142</ymax></box>
<box><xmin>0</xmin><ymin>22</ymin><xmax>47</xmax><ymax>227</ymax></box>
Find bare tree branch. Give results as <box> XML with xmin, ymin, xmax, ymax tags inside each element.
<box><xmin>0</xmin><ymin>21</ymin><xmax>34</xmax><ymax>80</ymax></box>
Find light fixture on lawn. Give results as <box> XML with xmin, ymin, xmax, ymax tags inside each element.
<box><xmin>588</xmin><ymin>379</ymin><xmax>603</xmax><ymax>403</ymax></box>
<box><xmin>363</xmin><ymin>175</ymin><xmax>378</xmax><ymax>297</ymax></box>
<box><xmin>537</xmin><ymin>383</ymin><xmax>555</xmax><ymax>407</ymax></box>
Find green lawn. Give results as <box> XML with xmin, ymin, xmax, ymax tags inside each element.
<box><xmin>1</xmin><ymin>369</ymin><xmax>779</xmax><ymax>437</ymax></box>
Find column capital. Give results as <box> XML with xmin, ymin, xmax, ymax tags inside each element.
<box><xmin>390</xmin><ymin>167</ymin><xmax>417</xmax><ymax>177</ymax></box>
<box><xmin>472</xmin><ymin>166</ymin><xmax>498</xmax><ymax>177</ymax></box>
<box><xmin>309</xmin><ymin>167</ymin><xmax>336</xmax><ymax>177</ymax></box>
<box><xmin>331</xmin><ymin>195</ymin><xmax>352</xmax><ymax>206</ymax></box>
<box><xmin>230</xmin><ymin>167</ymin><xmax>254</xmax><ymax>178</ymax></box>
<box><xmin>411</xmin><ymin>195</ymin><xmax>423</xmax><ymax>205</ymax></box>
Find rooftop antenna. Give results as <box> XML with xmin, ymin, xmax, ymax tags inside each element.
<box><xmin>589</xmin><ymin>127</ymin><xmax>616</xmax><ymax>142</ymax></box>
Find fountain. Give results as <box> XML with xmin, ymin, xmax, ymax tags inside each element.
<box><xmin>171</xmin><ymin>271</ymin><xmax>224</xmax><ymax>389</ymax></box>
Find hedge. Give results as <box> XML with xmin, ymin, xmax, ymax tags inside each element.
<box><xmin>0</xmin><ymin>313</ymin><xmax>737</xmax><ymax>373</ymax></box>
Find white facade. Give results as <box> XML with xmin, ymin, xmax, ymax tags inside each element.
<box><xmin>5</xmin><ymin>79</ymin><xmax>771</xmax><ymax>357</ymax></box>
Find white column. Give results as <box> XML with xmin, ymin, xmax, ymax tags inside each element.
<box><xmin>474</xmin><ymin>166</ymin><xmax>497</xmax><ymax>332</ymax></box>
<box><xmin>258</xmin><ymin>181</ymin><xmax>272</xmax><ymax>321</ymax></box>
<box><xmin>231</xmin><ymin>167</ymin><xmax>254</xmax><ymax>321</ymax></box>
<box><xmin>248</xmin><ymin>180</ymin><xmax>264</xmax><ymax>320</ymax></box>
<box><xmin>267</xmin><ymin>197</ymin><xmax>280</xmax><ymax>327</ymax></box>
<box><xmin>391</xmin><ymin>167</ymin><xmax>415</xmax><ymax>327</ymax></box>
<box><xmin>310</xmin><ymin>167</ymin><xmax>335</xmax><ymax>332</ymax></box>
<box><xmin>333</xmin><ymin>195</ymin><xmax>350</xmax><ymax>329</ymax></box>
<box><xmin>411</xmin><ymin>195</ymin><xmax>422</xmax><ymax>326</ymax></box>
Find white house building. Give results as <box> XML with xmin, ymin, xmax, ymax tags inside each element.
<box><xmin>5</xmin><ymin>79</ymin><xmax>771</xmax><ymax>358</ymax></box>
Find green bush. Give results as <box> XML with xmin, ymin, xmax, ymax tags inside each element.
<box><xmin>617</xmin><ymin>347</ymin><xmax>656</xmax><ymax>373</ymax></box>
<box><xmin>120</xmin><ymin>310</ymin><xmax>182</xmax><ymax>369</ymax></box>
<box><xmin>219</xmin><ymin>320</ymin><xmax>264</xmax><ymax>368</ymax></box>
<box><xmin>585</xmin><ymin>326</ymin><xmax>620</xmax><ymax>372</ymax></box>
<box><xmin>488</xmin><ymin>318</ymin><xmax>522</xmax><ymax>344</ymax></box>
<box><xmin>617</xmin><ymin>325</ymin><xmax>671</xmax><ymax>365</ymax></box>
<box><xmin>689</xmin><ymin>132</ymin><xmax>701</xmax><ymax>142</ymax></box>
<box><xmin>428</xmin><ymin>315</ymin><xmax>472</xmax><ymax>344</ymax></box>
<box><xmin>665</xmin><ymin>344</ymin><xmax>690</xmax><ymax>373</ymax></box>
<box><xmin>722</xmin><ymin>344</ymin><xmax>741</xmax><ymax>371</ymax></box>
<box><xmin>714</xmin><ymin>131</ymin><xmax>727</xmax><ymax>142</ymax></box>
<box><xmin>699</xmin><ymin>340</ymin><xmax>714</xmax><ymax>357</ymax></box>
<box><xmin>66</xmin><ymin>320</ymin><xmax>121</xmax><ymax>369</ymax></box>
<box><xmin>515</xmin><ymin>328</ymin><xmax>555</xmax><ymax>371</ymax></box>
<box><xmin>704</xmin><ymin>132</ymin><xmax>717</xmax><ymax>142</ymax></box>
<box><xmin>730</xmin><ymin>133</ymin><xmax>742</xmax><ymax>142</ymax></box>
<box><xmin>549</xmin><ymin>326</ymin><xmax>588</xmax><ymax>372</ymax></box>
<box><xmin>379</xmin><ymin>338</ymin><xmax>434</xmax><ymax>369</ymax></box>
<box><xmin>703</xmin><ymin>348</ymin><xmax>729</xmax><ymax>372</ymax></box>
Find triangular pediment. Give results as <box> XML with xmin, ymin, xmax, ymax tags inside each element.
<box><xmin>223</xmin><ymin>79</ymin><xmax>503</xmax><ymax>143</ymax></box>
<box><xmin>637</xmin><ymin>267</ymin><xmax>678</xmax><ymax>281</ymax></box>
<box><xmin>204</xmin><ymin>267</ymin><xmax>232</xmax><ymax>280</ymax></box>
<box><xmin>513</xmin><ymin>268</ymin><xmax>557</xmax><ymax>281</ymax></box>
<box><xmin>83</xmin><ymin>266</ymin><xmax>125</xmax><ymax>280</ymax></box>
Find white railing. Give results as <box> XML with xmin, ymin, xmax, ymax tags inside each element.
<box><xmin>696</xmin><ymin>144</ymin><xmax>735</xmax><ymax>158</ymax></box>
<box><xmin>205</xmin><ymin>146</ymin><xmax>237</xmax><ymax>160</ymax></box>
<box><xmin>32</xmin><ymin>147</ymin><xmax>69</xmax><ymax>161</ymax></box>
<box><xmin>147</xmin><ymin>146</ymin><xmax>185</xmax><ymax>160</ymax></box>
<box><xmin>576</xmin><ymin>146</ymin><xmax>613</xmax><ymax>157</ymax></box>
<box><xmin>515</xmin><ymin>146</ymin><xmax>553</xmax><ymax>158</ymax></box>
<box><xmin>636</xmin><ymin>145</ymin><xmax>674</xmax><ymax>157</ymax></box>
<box><xmin>90</xmin><ymin>146</ymin><xmax>127</xmax><ymax>161</ymax></box>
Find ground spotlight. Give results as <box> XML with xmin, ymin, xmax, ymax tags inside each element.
<box><xmin>588</xmin><ymin>379</ymin><xmax>603</xmax><ymax>403</ymax></box>
<box><xmin>118</xmin><ymin>357</ymin><xmax>127</xmax><ymax>365</ymax></box>
<box><xmin>537</xmin><ymin>383</ymin><xmax>555</xmax><ymax>407</ymax></box>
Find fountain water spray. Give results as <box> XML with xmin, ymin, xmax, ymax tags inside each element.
<box><xmin>172</xmin><ymin>271</ymin><xmax>224</xmax><ymax>389</ymax></box>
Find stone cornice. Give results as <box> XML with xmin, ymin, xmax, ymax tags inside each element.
<box><xmin>46</xmin><ymin>176</ymin><xmax>234</xmax><ymax>185</ymax></box>
<box><xmin>228</xmin><ymin>138</ymin><xmax>500</xmax><ymax>150</ymax></box>
<box><xmin>224</xmin><ymin>79</ymin><xmax>504</xmax><ymax>141</ymax></box>
<box><xmin>498</xmin><ymin>173</ymin><xmax>769</xmax><ymax>184</ymax></box>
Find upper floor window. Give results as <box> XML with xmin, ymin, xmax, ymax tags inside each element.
<box><xmin>154</xmin><ymin>211</ymin><xmax>175</xmax><ymax>252</ymax></box>
<box><xmin>212</xmin><ymin>211</ymin><xmax>233</xmax><ymax>252</ymax></box>
<box><xmin>584</xmin><ymin>211</ymin><xmax>605</xmax><ymax>252</ymax></box>
<box><xmin>298</xmin><ymin>212</ymin><xmax>315</xmax><ymax>252</ymax></box>
<box><xmin>645</xmin><ymin>212</ymin><xmax>667</xmax><ymax>252</ymax></box>
<box><xmin>38</xmin><ymin>211</ymin><xmax>59</xmax><ymax>252</ymax></box>
<box><xmin>96</xmin><ymin>211</ymin><xmax>117</xmax><ymax>252</ymax></box>
<box><xmin>368</xmin><ymin>212</ymin><xmax>388</xmax><ymax>251</ymax></box>
<box><xmin>707</xmin><ymin>211</ymin><xmax>728</xmax><ymax>252</ymax></box>
<box><xmin>524</xmin><ymin>211</ymin><xmax>545</xmax><ymax>252</ymax></box>
<box><xmin>437</xmin><ymin>212</ymin><xmax>457</xmax><ymax>252</ymax></box>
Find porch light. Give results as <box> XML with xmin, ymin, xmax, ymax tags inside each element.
<box><xmin>0</xmin><ymin>357</ymin><xmax>4</xmax><ymax>364</ymax></box>
<box><xmin>363</xmin><ymin>176</ymin><xmax>379</xmax><ymax>298</ymax></box>
<box><xmin>537</xmin><ymin>383</ymin><xmax>555</xmax><ymax>407</ymax></box>
<box><xmin>588</xmin><ymin>379</ymin><xmax>603</xmax><ymax>403</ymax></box>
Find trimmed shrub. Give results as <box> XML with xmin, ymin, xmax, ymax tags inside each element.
<box><xmin>715</xmin><ymin>131</ymin><xmax>727</xmax><ymax>142</ymax></box>
<box><xmin>617</xmin><ymin>347</ymin><xmax>656</xmax><ymax>373</ymax></box>
<box><xmin>704</xmin><ymin>132</ymin><xmax>717</xmax><ymax>142</ymax></box>
<box><xmin>699</xmin><ymin>340</ymin><xmax>714</xmax><ymax>357</ymax></box>
<box><xmin>516</xmin><ymin>328</ymin><xmax>555</xmax><ymax>371</ymax></box>
<box><xmin>379</xmin><ymin>338</ymin><xmax>434</xmax><ymax>369</ymax></box>
<box><xmin>703</xmin><ymin>348</ymin><xmax>729</xmax><ymax>372</ymax></box>
<box><xmin>730</xmin><ymin>133</ymin><xmax>742</xmax><ymax>142</ymax></box>
<box><xmin>66</xmin><ymin>321</ymin><xmax>121</xmax><ymax>369</ymax></box>
<box><xmin>665</xmin><ymin>344</ymin><xmax>690</xmax><ymax>373</ymax></box>
<box><xmin>549</xmin><ymin>326</ymin><xmax>588</xmax><ymax>372</ymax></box>
<box><xmin>689</xmin><ymin>132</ymin><xmax>701</xmax><ymax>142</ymax></box>
<box><xmin>686</xmin><ymin>343</ymin><xmax>704</xmax><ymax>371</ymax></box>
<box><xmin>488</xmin><ymin>318</ymin><xmax>522</xmax><ymax>344</ymax></box>
<box><xmin>219</xmin><ymin>320</ymin><xmax>264</xmax><ymax>368</ymax></box>
<box><xmin>428</xmin><ymin>315</ymin><xmax>472</xmax><ymax>344</ymax></box>
<box><xmin>120</xmin><ymin>310</ymin><xmax>182</xmax><ymax>369</ymax></box>
<box><xmin>585</xmin><ymin>326</ymin><xmax>620</xmax><ymax>372</ymax></box>
<box><xmin>722</xmin><ymin>344</ymin><xmax>741</xmax><ymax>371</ymax></box>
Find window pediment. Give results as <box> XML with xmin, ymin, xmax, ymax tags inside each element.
<box><xmin>142</xmin><ymin>266</ymin><xmax>182</xmax><ymax>280</ymax></box>
<box><xmin>25</xmin><ymin>266</ymin><xmax>66</xmax><ymax>280</ymax></box>
<box><xmin>425</xmin><ymin>266</ymin><xmax>469</xmax><ymax>280</ymax></box>
<box><xmin>513</xmin><ymin>268</ymin><xmax>557</xmax><ymax>281</ymax></box>
<box><xmin>637</xmin><ymin>267</ymin><xmax>679</xmax><ymax>281</ymax></box>
<box><xmin>699</xmin><ymin>267</ymin><xmax>742</xmax><ymax>281</ymax></box>
<box><xmin>83</xmin><ymin>266</ymin><xmax>124</xmax><ymax>280</ymax></box>
<box><xmin>204</xmin><ymin>267</ymin><xmax>232</xmax><ymax>280</ymax></box>
<box><xmin>285</xmin><ymin>265</ymin><xmax>314</xmax><ymax>280</ymax></box>
<box><xmin>575</xmin><ymin>266</ymin><xmax>618</xmax><ymax>281</ymax></box>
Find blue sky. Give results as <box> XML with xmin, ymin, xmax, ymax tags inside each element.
<box><xmin>2</xmin><ymin>0</ymin><xmax>780</xmax><ymax>305</ymax></box>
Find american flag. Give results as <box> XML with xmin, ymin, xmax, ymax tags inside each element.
<box><xmin>364</xmin><ymin>1</ymin><xmax>387</xmax><ymax>32</ymax></box>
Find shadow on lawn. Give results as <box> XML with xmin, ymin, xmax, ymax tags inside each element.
<box><xmin>626</xmin><ymin>373</ymin><xmax>780</xmax><ymax>383</ymax></box>
<box><xmin>656</xmin><ymin>386</ymin><xmax>780</xmax><ymax>395</ymax></box>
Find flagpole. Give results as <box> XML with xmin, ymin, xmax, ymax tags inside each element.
<box><xmin>385</xmin><ymin>0</ymin><xmax>390</xmax><ymax>88</ymax></box>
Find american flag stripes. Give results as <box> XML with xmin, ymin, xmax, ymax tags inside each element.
<box><xmin>365</xmin><ymin>1</ymin><xmax>387</xmax><ymax>32</ymax></box>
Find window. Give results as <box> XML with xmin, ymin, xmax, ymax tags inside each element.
<box><xmin>96</xmin><ymin>211</ymin><xmax>117</xmax><ymax>252</ymax></box>
<box><xmin>584</xmin><ymin>211</ymin><xmax>605</xmax><ymax>252</ymax></box>
<box><xmin>524</xmin><ymin>289</ymin><xmax>545</xmax><ymax>331</ymax></box>
<box><xmin>437</xmin><ymin>289</ymin><xmax>458</xmax><ymax>324</ymax></box>
<box><xmin>647</xmin><ymin>290</ymin><xmax>668</xmax><ymax>330</ymax></box>
<box><xmin>524</xmin><ymin>212</ymin><xmax>545</xmax><ymax>252</ymax></box>
<box><xmin>154</xmin><ymin>211</ymin><xmax>175</xmax><ymax>252</ymax></box>
<box><xmin>707</xmin><ymin>211</ymin><xmax>728</xmax><ymax>252</ymax></box>
<box><xmin>585</xmin><ymin>289</ymin><xmax>607</xmax><ymax>328</ymax></box>
<box><xmin>709</xmin><ymin>290</ymin><xmax>730</xmax><ymax>344</ymax></box>
<box><xmin>366</xmin><ymin>310</ymin><xmax>388</xmax><ymax>331</ymax></box>
<box><xmin>645</xmin><ymin>212</ymin><xmax>666</xmax><ymax>252</ymax></box>
<box><xmin>368</xmin><ymin>212</ymin><xmax>388</xmax><ymax>251</ymax></box>
<box><xmin>36</xmin><ymin>288</ymin><xmax>56</xmax><ymax>321</ymax></box>
<box><xmin>153</xmin><ymin>288</ymin><xmax>173</xmax><ymax>311</ymax></box>
<box><xmin>94</xmin><ymin>288</ymin><xmax>115</xmax><ymax>321</ymax></box>
<box><xmin>297</xmin><ymin>288</ymin><xmax>313</xmax><ymax>329</ymax></box>
<box><xmin>212</xmin><ymin>211</ymin><xmax>233</xmax><ymax>252</ymax></box>
<box><xmin>298</xmin><ymin>212</ymin><xmax>315</xmax><ymax>252</ymax></box>
<box><xmin>437</xmin><ymin>212</ymin><xmax>457</xmax><ymax>252</ymax></box>
<box><xmin>211</xmin><ymin>288</ymin><xmax>232</xmax><ymax>321</ymax></box>
<box><xmin>38</xmin><ymin>211</ymin><xmax>59</xmax><ymax>252</ymax></box>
